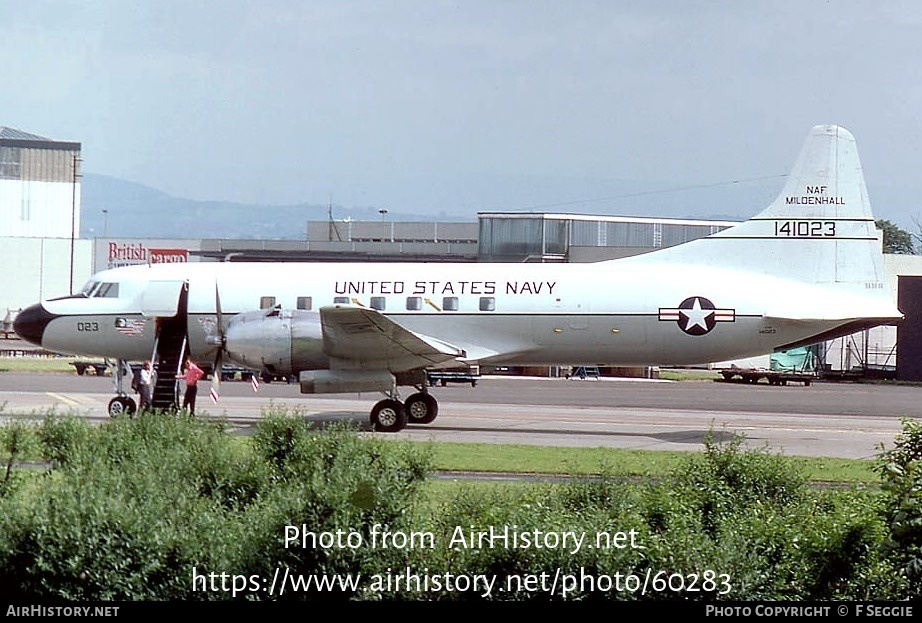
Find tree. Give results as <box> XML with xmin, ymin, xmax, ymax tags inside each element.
<box><xmin>876</xmin><ymin>219</ymin><xmax>916</xmax><ymax>254</ymax></box>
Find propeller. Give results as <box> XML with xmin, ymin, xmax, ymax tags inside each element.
<box><xmin>210</xmin><ymin>283</ymin><xmax>226</xmax><ymax>403</ymax></box>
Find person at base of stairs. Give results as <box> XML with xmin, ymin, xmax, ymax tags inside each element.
<box><xmin>176</xmin><ymin>359</ymin><xmax>205</xmax><ymax>416</ymax></box>
<box><xmin>138</xmin><ymin>361</ymin><xmax>155</xmax><ymax>410</ymax></box>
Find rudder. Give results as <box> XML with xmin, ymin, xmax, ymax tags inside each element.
<box><xmin>628</xmin><ymin>125</ymin><xmax>888</xmax><ymax>290</ymax></box>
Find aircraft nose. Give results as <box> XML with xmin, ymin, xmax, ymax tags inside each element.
<box><xmin>13</xmin><ymin>303</ymin><xmax>58</xmax><ymax>347</ymax></box>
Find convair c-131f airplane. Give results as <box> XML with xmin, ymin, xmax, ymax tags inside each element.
<box><xmin>14</xmin><ymin>125</ymin><xmax>903</xmax><ymax>431</ymax></box>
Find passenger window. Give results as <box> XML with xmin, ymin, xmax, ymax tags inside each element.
<box><xmin>333</xmin><ymin>296</ymin><xmax>349</xmax><ymax>304</ymax></box>
<box><xmin>370</xmin><ymin>296</ymin><xmax>385</xmax><ymax>310</ymax></box>
<box><xmin>296</xmin><ymin>296</ymin><xmax>312</xmax><ymax>310</ymax></box>
<box><xmin>406</xmin><ymin>296</ymin><xmax>422</xmax><ymax>311</ymax></box>
<box><xmin>443</xmin><ymin>297</ymin><xmax>459</xmax><ymax>311</ymax></box>
<box><xmin>479</xmin><ymin>297</ymin><xmax>495</xmax><ymax>311</ymax></box>
<box><xmin>259</xmin><ymin>296</ymin><xmax>276</xmax><ymax>309</ymax></box>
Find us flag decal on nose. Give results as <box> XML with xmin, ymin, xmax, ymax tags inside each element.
<box><xmin>659</xmin><ymin>296</ymin><xmax>735</xmax><ymax>336</ymax></box>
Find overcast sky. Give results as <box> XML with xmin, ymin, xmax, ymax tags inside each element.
<box><xmin>3</xmin><ymin>1</ymin><xmax>922</xmax><ymax>226</ymax></box>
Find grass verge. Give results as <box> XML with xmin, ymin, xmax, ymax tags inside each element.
<box><xmin>0</xmin><ymin>356</ymin><xmax>84</xmax><ymax>374</ymax></box>
<box><xmin>3</xmin><ymin>414</ymin><xmax>879</xmax><ymax>484</ymax></box>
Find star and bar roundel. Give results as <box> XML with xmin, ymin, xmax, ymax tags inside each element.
<box><xmin>658</xmin><ymin>296</ymin><xmax>735</xmax><ymax>336</ymax></box>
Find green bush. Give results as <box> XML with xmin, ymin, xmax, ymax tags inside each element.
<box><xmin>674</xmin><ymin>431</ymin><xmax>807</xmax><ymax>513</ymax></box>
<box><xmin>37</xmin><ymin>413</ymin><xmax>93</xmax><ymax>468</ymax></box>
<box><xmin>0</xmin><ymin>417</ymin><xmax>40</xmax><ymax>497</ymax></box>
<box><xmin>875</xmin><ymin>417</ymin><xmax>922</xmax><ymax>598</ymax></box>
<box><xmin>0</xmin><ymin>408</ymin><xmax>433</xmax><ymax>600</ymax></box>
<box><xmin>0</xmin><ymin>413</ymin><xmax>917</xmax><ymax>601</ymax></box>
<box><xmin>0</xmin><ymin>413</ymin><xmax>254</xmax><ymax>599</ymax></box>
<box><xmin>629</xmin><ymin>432</ymin><xmax>905</xmax><ymax>601</ymax></box>
<box><xmin>243</xmin><ymin>409</ymin><xmax>434</xmax><ymax>599</ymax></box>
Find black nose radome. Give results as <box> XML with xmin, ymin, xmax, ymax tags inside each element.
<box><xmin>13</xmin><ymin>303</ymin><xmax>58</xmax><ymax>347</ymax></box>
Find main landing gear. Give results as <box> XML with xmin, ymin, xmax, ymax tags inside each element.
<box><xmin>369</xmin><ymin>389</ymin><xmax>439</xmax><ymax>433</ymax></box>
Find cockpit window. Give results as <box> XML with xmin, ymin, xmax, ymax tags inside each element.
<box><xmin>68</xmin><ymin>281</ymin><xmax>119</xmax><ymax>298</ymax></box>
<box><xmin>80</xmin><ymin>281</ymin><xmax>101</xmax><ymax>297</ymax></box>
<box><xmin>95</xmin><ymin>283</ymin><xmax>119</xmax><ymax>298</ymax></box>
<box><xmin>51</xmin><ymin>280</ymin><xmax>102</xmax><ymax>301</ymax></box>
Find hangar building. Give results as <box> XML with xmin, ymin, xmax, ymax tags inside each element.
<box><xmin>1</xmin><ymin>127</ymin><xmax>91</xmax><ymax>333</ymax></box>
<box><xmin>1</xmin><ymin>126</ymin><xmax>82</xmax><ymax>238</ymax></box>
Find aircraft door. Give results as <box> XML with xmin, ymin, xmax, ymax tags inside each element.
<box><xmin>139</xmin><ymin>280</ymin><xmax>187</xmax><ymax>317</ymax></box>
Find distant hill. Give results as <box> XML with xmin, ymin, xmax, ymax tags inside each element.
<box><xmin>78</xmin><ymin>174</ymin><xmax>471</xmax><ymax>240</ymax></box>
<box><xmin>78</xmin><ymin>173</ymin><xmax>799</xmax><ymax>240</ymax></box>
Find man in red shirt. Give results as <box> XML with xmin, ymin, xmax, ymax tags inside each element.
<box><xmin>177</xmin><ymin>359</ymin><xmax>205</xmax><ymax>415</ymax></box>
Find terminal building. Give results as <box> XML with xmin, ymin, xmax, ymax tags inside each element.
<box><xmin>1</xmin><ymin>124</ymin><xmax>919</xmax><ymax>380</ymax></box>
<box><xmin>183</xmin><ymin>212</ymin><xmax>738</xmax><ymax>265</ymax></box>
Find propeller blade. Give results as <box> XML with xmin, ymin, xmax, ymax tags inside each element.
<box><xmin>211</xmin><ymin>352</ymin><xmax>222</xmax><ymax>403</ymax></box>
<box><xmin>211</xmin><ymin>283</ymin><xmax>225</xmax><ymax>403</ymax></box>
<box><xmin>215</xmin><ymin>282</ymin><xmax>224</xmax><ymax>337</ymax></box>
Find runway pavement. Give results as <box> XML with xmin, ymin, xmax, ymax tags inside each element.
<box><xmin>0</xmin><ymin>370</ymin><xmax>919</xmax><ymax>460</ymax></box>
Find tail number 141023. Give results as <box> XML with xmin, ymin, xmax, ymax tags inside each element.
<box><xmin>774</xmin><ymin>221</ymin><xmax>836</xmax><ymax>237</ymax></box>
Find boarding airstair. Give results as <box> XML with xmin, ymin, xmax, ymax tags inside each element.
<box><xmin>148</xmin><ymin>283</ymin><xmax>189</xmax><ymax>411</ymax></box>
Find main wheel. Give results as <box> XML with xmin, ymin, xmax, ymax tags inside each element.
<box><xmin>404</xmin><ymin>392</ymin><xmax>438</xmax><ymax>424</ymax></box>
<box><xmin>108</xmin><ymin>396</ymin><xmax>137</xmax><ymax>418</ymax></box>
<box><xmin>370</xmin><ymin>399</ymin><xmax>407</xmax><ymax>433</ymax></box>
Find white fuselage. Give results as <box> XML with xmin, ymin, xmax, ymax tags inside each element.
<box><xmin>33</xmin><ymin>259</ymin><xmax>896</xmax><ymax>371</ymax></box>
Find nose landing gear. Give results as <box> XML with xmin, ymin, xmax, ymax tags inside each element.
<box><xmin>106</xmin><ymin>359</ymin><xmax>137</xmax><ymax>417</ymax></box>
<box><xmin>107</xmin><ymin>395</ymin><xmax>137</xmax><ymax>417</ymax></box>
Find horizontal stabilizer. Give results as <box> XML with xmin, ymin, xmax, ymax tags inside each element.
<box><xmin>771</xmin><ymin>317</ymin><xmax>901</xmax><ymax>352</ymax></box>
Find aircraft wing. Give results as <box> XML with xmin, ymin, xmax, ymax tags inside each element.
<box><xmin>319</xmin><ymin>305</ymin><xmax>465</xmax><ymax>371</ymax></box>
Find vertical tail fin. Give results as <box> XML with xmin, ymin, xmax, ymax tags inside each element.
<box><xmin>633</xmin><ymin>125</ymin><xmax>889</xmax><ymax>290</ymax></box>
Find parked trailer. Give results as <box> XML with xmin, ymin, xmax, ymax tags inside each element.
<box><xmin>71</xmin><ymin>361</ymin><xmax>110</xmax><ymax>376</ymax></box>
<box><xmin>717</xmin><ymin>368</ymin><xmax>815</xmax><ymax>386</ymax></box>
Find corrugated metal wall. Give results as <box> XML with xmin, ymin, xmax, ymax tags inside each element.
<box><xmin>19</xmin><ymin>146</ymin><xmax>80</xmax><ymax>182</ymax></box>
<box><xmin>0</xmin><ymin>140</ymin><xmax>81</xmax><ymax>239</ymax></box>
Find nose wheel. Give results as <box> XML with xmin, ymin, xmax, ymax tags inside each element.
<box><xmin>107</xmin><ymin>395</ymin><xmax>137</xmax><ymax>417</ymax></box>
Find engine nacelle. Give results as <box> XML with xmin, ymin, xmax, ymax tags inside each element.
<box><xmin>299</xmin><ymin>369</ymin><xmax>395</xmax><ymax>394</ymax></box>
<box><xmin>223</xmin><ymin>309</ymin><xmax>327</xmax><ymax>375</ymax></box>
